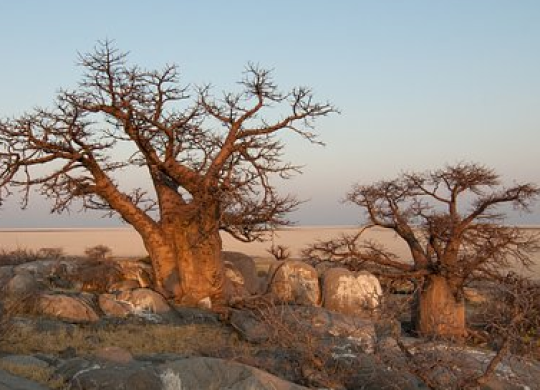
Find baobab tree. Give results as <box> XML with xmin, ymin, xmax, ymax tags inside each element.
<box><xmin>305</xmin><ymin>163</ymin><xmax>539</xmax><ymax>338</ymax></box>
<box><xmin>0</xmin><ymin>41</ymin><xmax>336</xmax><ymax>305</ymax></box>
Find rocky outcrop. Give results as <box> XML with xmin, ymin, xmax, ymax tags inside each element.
<box><xmin>159</xmin><ymin>357</ymin><xmax>309</xmax><ymax>390</ymax></box>
<box><xmin>222</xmin><ymin>251</ymin><xmax>261</xmax><ymax>295</ymax></box>
<box><xmin>322</xmin><ymin>268</ymin><xmax>382</xmax><ymax>316</ymax></box>
<box><xmin>230</xmin><ymin>305</ymin><xmax>377</xmax><ymax>354</ymax></box>
<box><xmin>116</xmin><ymin>288</ymin><xmax>171</xmax><ymax>314</ymax></box>
<box><xmin>5</xmin><ymin>273</ymin><xmax>40</xmax><ymax>297</ymax></box>
<box><xmin>98</xmin><ymin>293</ymin><xmax>133</xmax><ymax>317</ymax></box>
<box><xmin>93</xmin><ymin>346</ymin><xmax>134</xmax><ymax>364</ymax></box>
<box><xmin>268</xmin><ymin>260</ymin><xmax>320</xmax><ymax>305</ymax></box>
<box><xmin>38</xmin><ymin>293</ymin><xmax>99</xmax><ymax>323</ymax></box>
<box><xmin>0</xmin><ymin>368</ymin><xmax>50</xmax><ymax>390</ymax></box>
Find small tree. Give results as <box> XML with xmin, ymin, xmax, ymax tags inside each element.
<box><xmin>305</xmin><ymin>163</ymin><xmax>539</xmax><ymax>338</ymax></box>
<box><xmin>0</xmin><ymin>41</ymin><xmax>336</xmax><ymax>305</ymax></box>
<box><xmin>84</xmin><ymin>244</ymin><xmax>112</xmax><ymax>260</ymax></box>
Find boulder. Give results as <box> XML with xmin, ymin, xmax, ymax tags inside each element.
<box><xmin>116</xmin><ymin>288</ymin><xmax>171</xmax><ymax>314</ymax></box>
<box><xmin>0</xmin><ymin>368</ymin><xmax>50</xmax><ymax>390</ymax></box>
<box><xmin>0</xmin><ymin>355</ymin><xmax>50</xmax><ymax>369</ymax></box>
<box><xmin>60</xmin><ymin>360</ymin><xmax>162</xmax><ymax>390</ymax></box>
<box><xmin>463</xmin><ymin>287</ymin><xmax>488</xmax><ymax>304</ymax></box>
<box><xmin>0</xmin><ymin>266</ymin><xmax>14</xmax><ymax>286</ymax></box>
<box><xmin>229</xmin><ymin>309</ymin><xmax>273</xmax><ymax>343</ymax></box>
<box><xmin>222</xmin><ymin>251</ymin><xmax>261</xmax><ymax>295</ymax></box>
<box><xmin>38</xmin><ymin>293</ymin><xmax>99</xmax><ymax>323</ymax></box>
<box><xmin>159</xmin><ymin>357</ymin><xmax>308</xmax><ymax>390</ymax></box>
<box><xmin>322</xmin><ymin>268</ymin><xmax>382</xmax><ymax>316</ymax></box>
<box><xmin>94</xmin><ymin>346</ymin><xmax>134</xmax><ymax>364</ymax></box>
<box><xmin>5</xmin><ymin>273</ymin><xmax>40</xmax><ymax>296</ymax></box>
<box><xmin>268</xmin><ymin>260</ymin><xmax>320</xmax><ymax>305</ymax></box>
<box><xmin>98</xmin><ymin>293</ymin><xmax>132</xmax><ymax>317</ymax></box>
<box><xmin>283</xmin><ymin>305</ymin><xmax>377</xmax><ymax>354</ymax></box>
<box><xmin>13</xmin><ymin>260</ymin><xmax>59</xmax><ymax>276</ymax></box>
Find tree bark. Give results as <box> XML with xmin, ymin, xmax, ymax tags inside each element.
<box><xmin>416</xmin><ymin>275</ymin><xmax>466</xmax><ymax>339</ymax></box>
<box><xmin>171</xmin><ymin>219</ymin><xmax>227</xmax><ymax>306</ymax></box>
<box><xmin>138</xmin><ymin>194</ymin><xmax>228</xmax><ymax>306</ymax></box>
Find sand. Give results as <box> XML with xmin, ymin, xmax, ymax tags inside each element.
<box><xmin>0</xmin><ymin>225</ymin><xmax>538</xmax><ymax>278</ymax></box>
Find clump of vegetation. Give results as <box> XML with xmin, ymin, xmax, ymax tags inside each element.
<box><xmin>0</xmin><ymin>247</ymin><xmax>42</xmax><ymax>266</ymax></box>
<box><xmin>0</xmin><ymin>246</ymin><xmax>66</xmax><ymax>266</ymax></box>
<box><xmin>84</xmin><ymin>244</ymin><xmax>112</xmax><ymax>260</ymax></box>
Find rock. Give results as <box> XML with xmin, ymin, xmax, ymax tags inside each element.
<box><xmin>222</xmin><ymin>251</ymin><xmax>261</xmax><ymax>295</ymax></box>
<box><xmin>94</xmin><ymin>346</ymin><xmax>134</xmax><ymax>364</ymax></box>
<box><xmin>159</xmin><ymin>357</ymin><xmax>308</xmax><ymax>390</ymax></box>
<box><xmin>0</xmin><ymin>368</ymin><xmax>50</xmax><ymax>390</ymax></box>
<box><xmin>292</xmin><ymin>306</ymin><xmax>377</xmax><ymax>354</ymax></box>
<box><xmin>38</xmin><ymin>293</ymin><xmax>99</xmax><ymax>323</ymax></box>
<box><xmin>231</xmin><ymin>305</ymin><xmax>377</xmax><ymax>354</ymax></box>
<box><xmin>5</xmin><ymin>273</ymin><xmax>40</xmax><ymax>296</ymax></box>
<box><xmin>224</xmin><ymin>263</ymin><xmax>251</xmax><ymax>300</ymax></box>
<box><xmin>0</xmin><ymin>266</ymin><xmax>14</xmax><ymax>286</ymax></box>
<box><xmin>13</xmin><ymin>260</ymin><xmax>59</xmax><ymax>276</ymax></box>
<box><xmin>107</xmin><ymin>280</ymin><xmax>141</xmax><ymax>293</ymax></box>
<box><xmin>98</xmin><ymin>294</ymin><xmax>132</xmax><ymax>317</ymax></box>
<box><xmin>268</xmin><ymin>260</ymin><xmax>321</xmax><ymax>305</ymax></box>
<box><xmin>60</xmin><ymin>359</ymin><xmax>162</xmax><ymax>390</ymax></box>
<box><xmin>116</xmin><ymin>288</ymin><xmax>171</xmax><ymax>314</ymax></box>
<box><xmin>322</xmin><ymin>268</ymin><xmax>382</xmax><ymax>316</ymax></box>
<box><xmin>229</xmin><ymin>309</ymin><xmax>272</xmax><ymax>343</ymax></box>
<box><xmin>0</xmin><ymin>355</ymin><xmax>50</xmax><ymax>369</ymax></box>
<box><xmin>463</xmin><ymin>287</ymin><xmax>488</xmax><ymax>304</ymax></box>
<box><xmin>172</xmin><ymin>306</ymin><xmax>220</xmax><ymax>325</ymax></box>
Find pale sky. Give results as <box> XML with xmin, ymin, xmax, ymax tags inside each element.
<box><xmin>0</xmin><ymin>1</ymin><xmax>539</xmax><ymax>227</ymax></box>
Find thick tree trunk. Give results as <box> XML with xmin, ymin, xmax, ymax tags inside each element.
<box><xmin>140</xmin><ymin>206</ymin><xmax>228</xmax><ymax>306</ymax></box>
<box><xmin>171</xmin><ymin>220</ymin><xmax>227</xmax><ymax>306</ymax></box>
<box><xmin>415</xmin><ymin>275</ymin><xmax>466</xmax><ymax>339</ymax></box>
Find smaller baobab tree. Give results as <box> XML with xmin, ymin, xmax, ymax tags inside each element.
<box><xmin>305</xmin><ymin>163</ymin><xmax>539</xmax><ymax>339</ymax></box>
<box><xmin>0</xmin><ymin>41</ymin><xmax>336</xmax><ymax>305</ymax></box>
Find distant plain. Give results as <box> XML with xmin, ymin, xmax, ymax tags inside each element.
<box><xmin>0</xmin><ymin>226</ymin><xmax>538</xmax><ymax>279</ymax></box>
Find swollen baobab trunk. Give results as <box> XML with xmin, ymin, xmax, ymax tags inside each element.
<box><xmin>416</xmin><ymin>276</ymin><xmax>466</xmax><ymax>339</ymax></box>
<box><xmin>141</xmin><ymin>198</ymin><xmax>228</xmax><ymax>305</ymax></box>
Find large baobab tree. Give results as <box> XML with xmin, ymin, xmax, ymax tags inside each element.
<box><xmin>306</xmin><ymin>163</ymin><xmax>539</xmax><ymax>338</ymax></box>
<box><xmin>0</xmin><ymin>41</ymin><xmax>336</xmax><ymax>305</ymax></box>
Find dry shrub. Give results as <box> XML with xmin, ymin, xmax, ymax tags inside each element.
<box><xmin>232</xmin><ymin>298</ymin><xmax>380</xmax><ymax>389</ymax></box>
<box><xmin>477</xmin><ymin>276</ymin><xmax>540</xmax><ymax>359</ymax></box>
<box><xmin>0</xmin><ymin>246</ymin><xmax>66</xmax><ymax>266</ymax></box>
<box><xmin>0</xmin><ymin>322</ymin><xmax>234</xmax><ymax>357</ymax></box>
<box><xmin>267</xmin><ymin>245</ymin><xmax>291</xmax><ymax>261</ymax></box>
<box><xmin>0</xmin><ymin>247</ymin><xmax>42</xmax><ymax>266</ymax></box>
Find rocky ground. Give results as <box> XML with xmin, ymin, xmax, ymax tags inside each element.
<box><xmin>0</xmin><ymin>252</ymin><xmax>539</xmax><ymax>389</ymax></box>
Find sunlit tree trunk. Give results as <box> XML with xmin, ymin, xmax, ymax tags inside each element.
<box><xmin>416</xmin><ymin>275</ymin><xmax>466</xmax><ymax>339</ymax></box>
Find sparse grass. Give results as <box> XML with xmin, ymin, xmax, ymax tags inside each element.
<box><xmin>0</xmin><ymin>322</ymin><xmax>240</xmax><ymax>357</ymax></box>
<box><xmin>0</xmin><ymin>360</ymin><xmax>64</xmax><ymax>389</ymax></box>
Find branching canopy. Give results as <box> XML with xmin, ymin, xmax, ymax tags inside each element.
<box><xmin>305</xmin><ymin>163</ymin><xmax>539</xmax><ymax>286</ymax></box>
<box><xmin>0</xmin><ymin>41</ymin><xmax>336</xmax><ymax>241</ymax></box>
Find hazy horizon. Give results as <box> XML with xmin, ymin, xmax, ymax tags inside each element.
<box><xmin>1</xmin><ymin>1</ymin><xmax>539</xmax><ymax>227</ymax></box>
